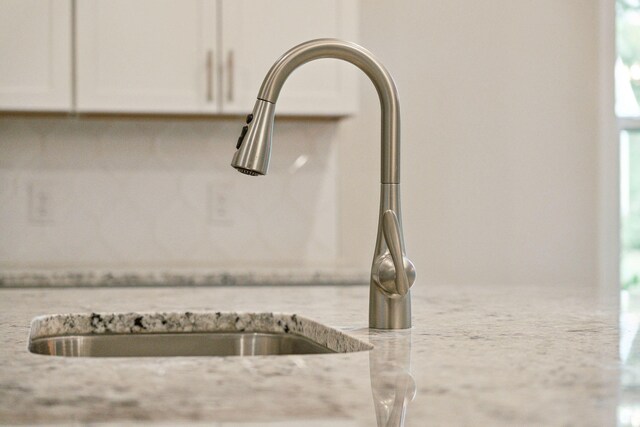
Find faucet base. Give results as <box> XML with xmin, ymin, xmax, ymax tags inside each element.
<box><xmin>369</xmin><ymin>284</ymin><xmax>412</xmax><ymax>329</ymax></box>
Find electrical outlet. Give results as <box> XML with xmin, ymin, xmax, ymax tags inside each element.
<box><xmin>28</xmin><ymin>181</ymin><xmax>56</xmax><ymax>225</ymax></box>
<box><xmin>207</xmin><ymin>181</ymin><xmax>234</xmax><ymax>226</ymax></box>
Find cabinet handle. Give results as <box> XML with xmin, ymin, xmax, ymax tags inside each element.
<box><xmin>206</xmin><ymin>50</ymin><xmax>214</xmax><ymax>102</ymax></box>
<box><xmin>227</xmin><ymin>50</ymin><xmax>234</xmax><ymax>102</ymax></box>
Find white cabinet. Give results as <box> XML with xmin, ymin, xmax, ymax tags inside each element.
<box><xmin>76</xmin><ymin>0</ymin><xmax>357</xmax><ymax>115</ymax></box>
<box><xmin>220</xmin><ymin>0</ymin><xmax>358</xmax><ymax>115</ymax></box>
<box><xmin>0</xmin><ymin>0</ymin><xmax>358</xmax><ymax>115</ymax></box>
<box><xmin>76</xmin><ymin>0</ymin><xmax>218</xmax><ymax>113</ymax></box>
<box><xmin>0</xmin><ymin>0</ymin><xmax>72</xmax><ymax>111</ymax></box>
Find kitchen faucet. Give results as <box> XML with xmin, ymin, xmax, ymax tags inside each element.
<box><xmin>231</xmin><ymin>39</ymin><xmax>415</xmax><ymax>329</ymax></box>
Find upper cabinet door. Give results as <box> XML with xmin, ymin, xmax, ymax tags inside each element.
<box><xmin>0</xmin><ymin>0</ymin><xmax>72</xmax><ymax>111</ymax></box>
<box><xmin>220</xmin><ymin>0</ymin><xmax>358</xmax><ymax>116</ymax></box>
<box><xmin>76</xmin><ymin>0</ymin><xmax>217</xmax><ymax>113</ymax></box>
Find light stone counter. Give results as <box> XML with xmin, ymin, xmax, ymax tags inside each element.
<box><xmin>0</xmin><ymin>269</ymin><xmax>368</xmax><ymax>288</ymax></box>
<box><xmin>0</xmin><ymin>283</ymin><xmax>623</xmax><ymax>426</ymax></box>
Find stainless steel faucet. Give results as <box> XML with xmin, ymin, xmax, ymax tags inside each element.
<box><xmin>231</xmin><ymin>39</ymin><xmax>416</xmax><ymax>329</ymax></box>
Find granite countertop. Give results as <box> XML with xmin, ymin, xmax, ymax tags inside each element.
<box><xmin>0</xmin><ymin>269</ymin><xmax>369</xmax><ymax>288</ymax></box>
<box><xmin>0</xmin><ymin>283</ymin><xmax>623</xmax><ymax>426</ymax></box>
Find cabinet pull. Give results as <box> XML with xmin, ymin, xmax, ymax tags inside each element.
<box><xmin>227</xmin><ymin>50</ymin><xmax>234</xmax><ymax>102</ymax></box>
<box><xmin>206</xmin><ymin>50</ymin><xmax>214</xmax><ymax>102</ymax></box>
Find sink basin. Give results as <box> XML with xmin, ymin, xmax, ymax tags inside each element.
<box><xmin>28</xmin><ymin>311</ymin><xmax>372</xmax><ymax>358</ymax></box>
<box><xmin>29</xmin><ymin>331</ymin><xmax>335</xmax><ymax>357</ymax></box>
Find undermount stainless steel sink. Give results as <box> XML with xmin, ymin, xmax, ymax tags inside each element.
<box><xmin>29</xmin><ymin>331</ymin><xmax>335</xmax><ymax>357</ymax></box>
<box><xmin>28</xmin><ymin>311</ymin><xmax>372</xmax><ymax>358</ymax></box>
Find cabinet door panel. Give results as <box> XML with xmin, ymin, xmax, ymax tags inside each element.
<box><xmin>221</xmin><ymin>0</ymin><xmax>357</xmax><ymax>116</ymax></box>
<box><xmin>0</xmin><ymin>0</ymin><xmax>72</xmax><ymax>110</ymax></box>
<box><xmin>76</xmin><ymin>0</ymin><xmax>217</xmax><ymax>113</ymax></box>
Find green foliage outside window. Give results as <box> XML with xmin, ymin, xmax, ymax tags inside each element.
<box><xmin>619</xmin><ymin>0</ymin><xmax>640</xmax><ymax>290</ymax></box>
<box><xmin>618</xmin><ymin>0</ymin><xmax>640</xmax><ymax>102</ymax></box>
<box><xmin>623</xmin><ymin>133</ymin><xmax>640</xmax><ymax>290</ymax></box>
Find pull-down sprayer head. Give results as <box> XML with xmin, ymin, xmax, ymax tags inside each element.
<box><xmin>231</xmin><ymin>99</ymin><xmax>276</xmax><ymax>176</ymax></box>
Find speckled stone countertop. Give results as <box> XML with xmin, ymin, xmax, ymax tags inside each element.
<box><xmin>0</xmin><ymin>283</ymin><xmax>623</xmax><ymax>426</ymax></box>
<box><xmin>0</xmin><ymin>269</ymin><xmax>368</xmax><ymax>288</ymax></box>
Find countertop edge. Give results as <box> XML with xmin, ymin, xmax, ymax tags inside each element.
<box><xmin>0</xmin><ymin>269</ymin><xmax>370</xmax><ymax>288</ymax></box>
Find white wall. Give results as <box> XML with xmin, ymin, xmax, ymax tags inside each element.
<box><xmin>0</xmin><ymin>1</ymin><xmax>609</xmax><ymax>288</ymax></box>
<box><xmin>338</xmin><ymin>0</ymin><xmax>602</xmax><ymax>287</ymax></box>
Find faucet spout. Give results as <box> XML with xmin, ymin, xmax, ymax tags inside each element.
<box><xmin>231</xmin><ymin>39</ymin><xmax>415</xmax><ymax>329</ymax></box>
<box><xmin>257</xmin><ymin>38</ymin><xmax>400</xmax><ymax>184</ymax></box>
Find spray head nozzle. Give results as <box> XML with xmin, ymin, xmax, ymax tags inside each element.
<box><xmin>231</xmin><ymin>99</ymin><xmax>275</xmax><ymax>177</ymax></box>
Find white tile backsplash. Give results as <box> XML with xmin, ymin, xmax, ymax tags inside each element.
<box><xmin>0</xmin><ymin>116</ymin><xmax>339</xmax><ymax>270</ymax></box>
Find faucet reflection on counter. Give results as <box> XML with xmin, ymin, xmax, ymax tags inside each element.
<box><xmin>370</xmin><ymin>330</ymin><xmax>415</xmax><ymax>426</ymax></box>
<box><xmin>231</xmin><ymin>38</ymin><xmax>416</xmax><ymax>330</ymax></box>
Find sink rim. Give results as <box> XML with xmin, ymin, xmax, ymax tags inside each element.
<box><xmin>29</xmin><ymin>330</ymin><xmax>339</xmax><ymax>357</ymax></box>
<box><xmin>28</xmin><ymin>311</ymin><xmax>373</xmax><ymax>356</ymax></box>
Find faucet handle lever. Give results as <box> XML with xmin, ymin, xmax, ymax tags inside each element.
<box><xmin>382</xmin><ymin>210</ymin><xmax>410</xmax><ymax>296</ymax></box>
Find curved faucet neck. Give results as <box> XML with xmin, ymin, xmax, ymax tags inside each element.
<box><xmin>257</xmin><ymin>38</ymin><xmax>401</xmax><ymax>184</ymax></box>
